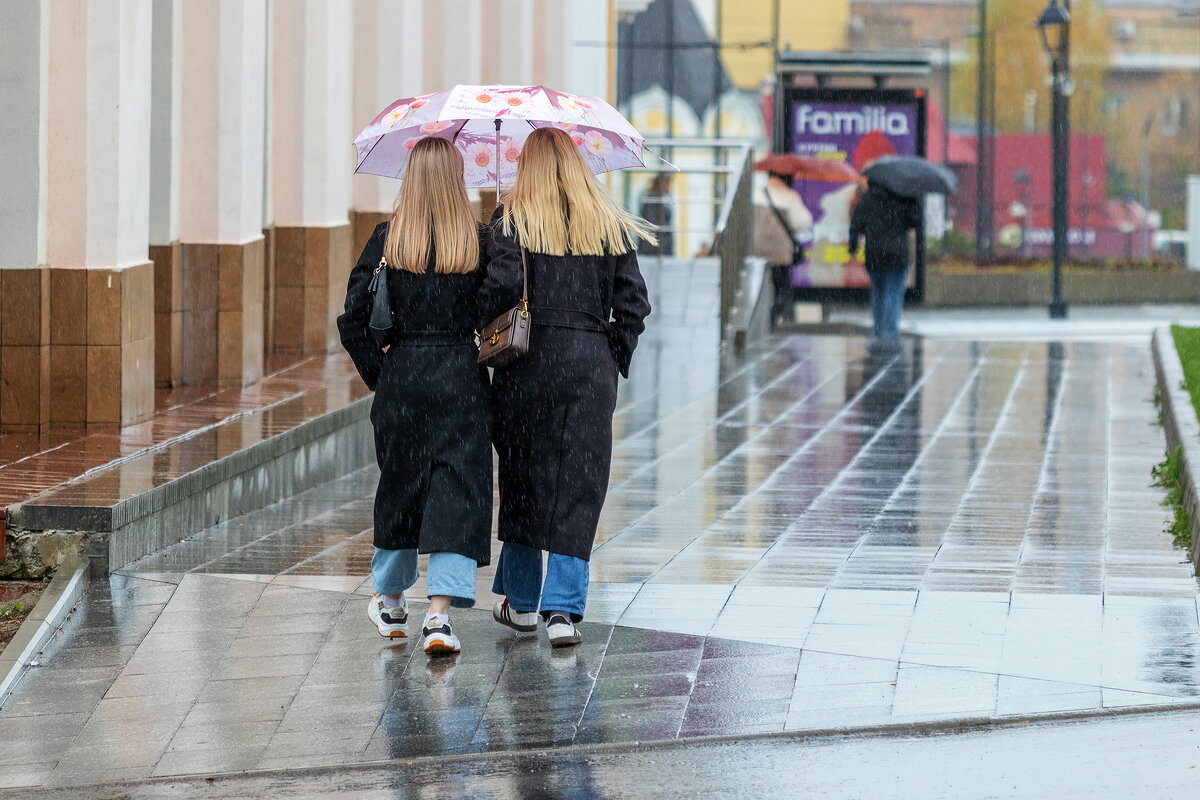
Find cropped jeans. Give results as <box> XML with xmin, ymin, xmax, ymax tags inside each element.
<box><xmin>371</xmin><ymin>548</ymin><xmax>476</xmax><ymax>610</ymax></box>
<box><xmin>492</xmin><ymin>542</ymin><xmax>589</xmax><ymax>622</ymax></box>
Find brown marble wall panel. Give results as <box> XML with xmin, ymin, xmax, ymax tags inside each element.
<box><xmin>151</xmin><ymin>243</ymin><xmax>182</xmax><ymax>388</ymax></box>
<box><xmin>269</xmin><ymin>224</ymin><xmax>352</xmax><ymax>360</ymax></box>
<box><xmin>0</xmin><ymin>268</ymin><xmax>50</xmax><ymax>431</ymax></box>
<box><xmin>48</xmin><ymin>269</ymin><xmax>86</xmax><ymax>346</ymax></box>
<box><xmin>262</xmin><ymin>227</ymin><xmax>277</xmax><ymax>362</ymax></box>
<box><xmin>86</xmin><ymin>269</ymin><xmax>123</xmax><ymax>345</ymax></box>
<box><xmin>120</xmin><ymin>335</ymin><xmax>155</xmax><ymax>424</ymax></box>
<box><xmin>351</xmin><ymin>211</ymin><xmax>389</xmax><ymax>256</ymax></box>
<box><xmin>1</xmin><ymin>268</ymin><xmax>49</xmax><ymax>346</ymax></box>
<box><xmin>49</xmin><ymin>344</ymin><xmax>87</xmax><ymax>424</ymax></box>
<box><xmin>326</xmin><ymin>223</ymin><xmax>353</xmax><ymax>352</ymax></box>
<box><xmin>85</xmin><ymin>344</ymin><xmax>121</xmax><ymax>424</ymax></box>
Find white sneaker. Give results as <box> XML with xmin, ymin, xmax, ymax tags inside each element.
<box><xmin>493</xmin><ymin>599</ymin><xmax>540</xmax><ymax>633</ymax></box>
<box><xmin>422</xmin><ymin>616</ymin><xmax>461</xmax><ymax>655</ymax></box>
<box><xmin>545</xmin><ymin>614</ymin><xmax>581</xmax><ymax>648</ymax></box>
<box><xmin>368</xmin><ymin>595</ymin><xmax>408</xmax><ymax>639</ymax></box>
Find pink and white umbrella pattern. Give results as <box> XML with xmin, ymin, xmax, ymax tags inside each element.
<box><xmin>353</xmin><ymin>85</ymin><xmax>645</xmax><ymax>187</ymax></box>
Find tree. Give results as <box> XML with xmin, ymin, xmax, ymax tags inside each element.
<box><xmin>950</xmin><ymin>0</ymin><xmax>1111</xmax><ymax>135</ymax></box>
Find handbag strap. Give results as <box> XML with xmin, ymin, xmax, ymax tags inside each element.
<box><xmin>763</xmin><ymin>186</ymin><xmax>795</xmax><ymax>240</ymax></box>
<box><xmin>518</xmin><ymin>246</ymin><xmax>530</xmax><ymax>316</ymax></box>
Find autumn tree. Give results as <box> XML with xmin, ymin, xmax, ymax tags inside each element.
<box><xmin>950</xmin><ymin>0</ymin><xmax>1111</xmax><ymax>135</ymax></box>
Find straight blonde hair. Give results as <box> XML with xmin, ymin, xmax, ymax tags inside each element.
<box><xmin>501</xmin><ymin>127</ymin><xmax>656</xmax><ymax>256</ymax></box>
<box><xmin>385</xmin><ymin>137</ymin><xmax>478</xmax><ymax>274</ymax></box>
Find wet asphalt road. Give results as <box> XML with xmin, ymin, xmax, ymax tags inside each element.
<box><xmin>4</xmin><ymin>709</ymin><xmax>1198</xmax><ymax>800</ymax></box>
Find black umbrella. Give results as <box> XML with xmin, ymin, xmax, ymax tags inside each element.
<box><xmin>864</xmin><ymin>155</ymin><xmax>958</xmax><ymax>199</ymax></box>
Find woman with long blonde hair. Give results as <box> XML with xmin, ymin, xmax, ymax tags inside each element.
<box><xmin>338</xmin><ymin>136</ymin><xmax>490</xmax><ymax>656</ymax></box>
<box><xmin>481</xmin><ymin>127</ymin><xmax>652</xmax><ymax>648</ymax></box>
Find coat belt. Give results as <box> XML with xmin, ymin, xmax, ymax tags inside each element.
<box><xmin>532</xmin><ymin>306</ymin><xmax>610</xmax><ymax>333</ymax></box>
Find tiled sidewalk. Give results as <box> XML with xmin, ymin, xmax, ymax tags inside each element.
<box><xmin>0</xmin><ymin>260</ymin><xmax>1197</xmax><ymax>789</ymax></box>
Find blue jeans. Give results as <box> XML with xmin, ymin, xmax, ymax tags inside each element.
<box><xmin>868</xmin><ymin>267</ymin><xmax>908</xmax><ymax>341</ymax></box>
<box><xmin>491</xmin><ymin>542</ymin><xmax>589</xmax><ymax>622</ymax></box>
<box><xmin>371</xmin><ymin>548</ymin><xmax>476</xmax><ymax>610</ymax></box>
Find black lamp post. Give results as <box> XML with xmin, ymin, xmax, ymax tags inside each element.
<box><xmin>1038</xmin><ymin>0</ymin><xmax>1071</xmax><ymax>319</ymax></box>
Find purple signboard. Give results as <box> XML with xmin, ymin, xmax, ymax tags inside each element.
<box><xmin>782</xmin><ymin>89</ymin><xmax>925</xmax><ymax>294</ymax></box>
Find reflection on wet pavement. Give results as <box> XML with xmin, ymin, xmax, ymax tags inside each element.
<box><xmin>0</xmin><ymin>260</ymin><xmax>1196</xmax><ymax>789</ymax></box>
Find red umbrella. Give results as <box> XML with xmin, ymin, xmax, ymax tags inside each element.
<box><xmin>754</xmin><ymin>153</ymin><xmax>859</xmax><ymax>184</ymax></box>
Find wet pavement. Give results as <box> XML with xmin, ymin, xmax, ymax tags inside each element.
<box><xmin>1</xmin><ymin>259</ymin><xmax>1197</xmax><ymax>791</ymax></box>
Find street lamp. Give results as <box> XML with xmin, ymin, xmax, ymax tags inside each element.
<box><xmin>1037</xmin><ymin>0</ymin><xmax>1070</xmax><ymax>319</ymax></box>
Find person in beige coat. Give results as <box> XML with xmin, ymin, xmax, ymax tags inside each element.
<box><xmin>752</xmin><ymin>172</ymin><xmax>813</xmax><ymax>327</ymax></box>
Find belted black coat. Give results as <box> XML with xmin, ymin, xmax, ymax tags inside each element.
<box><xmin>480</xmin><ymin>208</ymin><xmax>651</xmax><ymax>561</ymax></box>
<box><xmin>337</xmin><ymin>222</ymin><xmax>492</xmax><ymax>565</ymax></box>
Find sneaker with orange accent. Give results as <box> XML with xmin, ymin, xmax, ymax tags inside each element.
<box><xmin>422</xmin><ymin>615</ymin><xmax>461</xmax><ymax>655</ymax></box>
<box><xmin>367</xmin><ymin>595</ymin><xmax>408</xmax><ymax>639</ymax></box>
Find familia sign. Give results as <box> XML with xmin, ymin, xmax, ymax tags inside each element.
<box><xmin>779</xmin><ymin>88</ymin><xmax>926</xmax><ymax>296</ymax></box>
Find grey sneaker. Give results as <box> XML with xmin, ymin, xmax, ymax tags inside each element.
<box><xmin>545</xmin><ymin>614</ymin><xmax>581</xmax><ymax>648</ymax></box>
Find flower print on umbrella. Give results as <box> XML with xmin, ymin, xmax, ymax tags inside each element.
<box><xmin>502</xmin><ymin>138</ymin><xmax>522</xmax><ymax>164</ymax></box>
<box><xmin>420</xmin><ymin>121</ymin><xmax>456</xmax><ymax>135</ymax></box>
<box><xmin>465</xmin><ymin>141</ymin><xmax>494</xmax><ymax>169</ymax></box>
<box><xmin>403</xmin><ymin>136</ymin><xmax>424</xmax><ymax>150</ymax></box>
<box><xmin>551</xmin><ymin>121</ymin><xmax>578</xmax><ymax>131</ymax></box>
<box><xmin>581</xmin><ymin>130</ymin><xmax>614</xmax><ymax>158</ymax></box>
<box><xmin>558</xmin><ymin>95</ymin><xmax>586</xmax><ymax>116</ymax></box>
<box><xmin>383</xmin><ymin>104</ymin><xmax>411</xmax><ymax>128</ymax></box>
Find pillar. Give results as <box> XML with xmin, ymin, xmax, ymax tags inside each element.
<box><xmin>265</xmin><ymin>0</ymin><xmax>354</xmax><ymax>364</ymax></box>
<box><xmin>175</xmin><ymin>0</ymin><xmax>267</xmax><ymax>386</ymax></box>
<box><xmin>1</xmin><ymin>0</ymin><xmax>156</xmax><ymax>431</ymax></box>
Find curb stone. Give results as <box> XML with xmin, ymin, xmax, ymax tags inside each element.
<box><xmin>0</xmin><ymin>557</ymin><xmax>88</xmax><ymax>708</ymax></box>
<box><xmin>1151</xmin><ymin>327</ymin><xmax>1200</xmax><ymax>569</ymax></box>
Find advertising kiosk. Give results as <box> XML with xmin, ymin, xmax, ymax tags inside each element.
<box><xmin>773</xmin><ymin>53</ymin><xmax>932</xmax><ymax>304</ymax></box>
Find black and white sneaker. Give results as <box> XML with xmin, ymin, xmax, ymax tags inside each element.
<box><xmin>367</xmin><ymin>595</ymin><xmax>408</xmax><ymax>639</ymax></box>
<box><xmin>422</xmin><ymin>615</ymin><xmax>461</xmax><ymax>655</ymax></box>
<box><xmin>493</xmin><ymin>599</ymin><xmax>540</xmax><ymax>633</ymax></box>
<box><xmin>545</xmin><ymin>614</ymin><xmax>581</xmax><ymax>648</ymax></box>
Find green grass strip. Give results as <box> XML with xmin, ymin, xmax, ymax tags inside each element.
<box><xmin>1170</xmin><ymin>325</ymin><xmax>1200</xmax><ymax>425</ymax></box>
<box><xmin>1152</xmin><ymin>446</ymin><xmax>1192</xmax><ymax>552</ymax></box>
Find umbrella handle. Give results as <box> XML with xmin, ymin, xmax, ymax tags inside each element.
<box><xmin>494</xmin><ymin>119</ymin><xmax>501</xmax><ymax>197</ymax></box>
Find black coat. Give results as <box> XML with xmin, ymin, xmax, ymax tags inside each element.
<box><xmin>480</xmin><ymin>208</ymin><xmax>651</xmax><ymax>560</ymax></box>
<box><xmin>337</xmin><ymin>222</ymin><xmax>492</xmax><ymax>564</ymax></box>
<box><xmin>849</xmin><ymin>183</ymin><xmax>921</xmax><ymax>272</ymax></box>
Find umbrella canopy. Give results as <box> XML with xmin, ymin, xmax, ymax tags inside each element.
<box><xmin>863</xmin><ymin>155</ymin><xmax>958</xmax><ymax>199</ymax></box>
<box><xmin>755</xmin><ymin>153</ymin><xmax>860</xmax><ymax>184</ymax></box>
<box><xmin>354</xmin><ymin>85</ymin><xmax>645</xmax><ymax>187</ymax></box>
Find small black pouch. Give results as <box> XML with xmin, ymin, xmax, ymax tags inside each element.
<box><xmin>368</xmin><ymin>256</ymin><xmax>393</xmax><ymax>346</ymax></box>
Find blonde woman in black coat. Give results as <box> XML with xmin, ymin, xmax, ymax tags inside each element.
<box><xmin>481</xmin><ymin>127</ymin><xmax>653</xmax><ymax>648</ymax></box>
<box><xmin>338</xmin><ymin>137</ymin><xmax>490</xmax><ymax>657</ymax></box>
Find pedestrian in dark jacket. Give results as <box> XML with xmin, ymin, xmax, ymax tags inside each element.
<box><xmin>638</xmin><ymin>173</ymin><xmax>674</xmax><ymax>256</ymax></box>
<box><xmin>480</xmin><ymin>127</ymin><xmax>653</xmax><ymax>648</ymax></box>
<box><xmin>849</xmin><ymin>180</ymin><xmax>921</xmax><ymax>345</ymax></box>
<box><xmin>337</xmin><ymin>137</ymin><xmax>491</xmax><ymax>657</ymax></box>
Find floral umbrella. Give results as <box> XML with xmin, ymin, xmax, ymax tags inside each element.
<box><xmin>353</xmin><ymin>85</ymin><xmax>646</xmax><ymax>188</ymax></box>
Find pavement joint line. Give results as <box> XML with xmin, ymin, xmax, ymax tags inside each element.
<box><xmin>11</xmin><ymin>699</ymin><xmax>1200</xmax><ymax>797</ymax></box>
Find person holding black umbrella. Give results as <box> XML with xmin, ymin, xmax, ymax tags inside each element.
<box><xmin>848</xmin><ymin>179</ymin><xmax>922</xmax><ymax>347</ymax></box>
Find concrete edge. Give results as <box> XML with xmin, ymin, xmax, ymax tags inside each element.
<box><xmin>0</xmin><ymin>557</ymin><xmax>88</xmax><ymax>708</ymax></box>
<box><xmin>9</xmin><ymin>394</ymin><xmax>373</xmax><ymax>532</ymax></box>
<box><xmin>1150</xmin><ymin>327</ymin><xmax>1200</xmax><ymax>568</ymax></box>
<box><xmin>17</xmin><ymin>697</ymin><xmax>1200</xmax><ymax>796</ymax></box>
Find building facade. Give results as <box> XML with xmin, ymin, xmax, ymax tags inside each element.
<box><xmin>0</xmin><ymin>0</ymin><xmax>608</xmax><ymax>432</ymax></box>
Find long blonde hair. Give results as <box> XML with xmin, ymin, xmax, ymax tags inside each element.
<box><xmin>501</xmin><ymin>127</ymin><xmax>655</xmax><ymax>256</ymax></box>
<box><xmin>385</xmin><ymin>137</ymin><xmax>478</xmax><ymax>274</ymax></box>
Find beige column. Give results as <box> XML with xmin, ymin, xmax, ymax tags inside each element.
<box><xmin>265</xmin><ymin>0</ymin><xmax>354</xmax><ymax>363</ymax></box>
<box><xmin>148</xmin><ymin>0</ymin><xmax>183</xmax><ymax>387</ymax></box>
<box><xmin>0</xmin><ymin>0</ymin><xmax>156</xmax><ymax>431</ymax></box>
<box><xmin>175</xmin><ymin>0</ymin><xmax>267</xmax><ymax>386</ymax></box>
<box><xmin>350</xmin><ymin>0</ymin><xmax>424</xmax><ymax>247</ymax></box>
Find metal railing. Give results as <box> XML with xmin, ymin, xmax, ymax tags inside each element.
<box><xmin>613</xmin><ymin>138</ymin><xmax>762</xmax><ymax>347</ymax></box>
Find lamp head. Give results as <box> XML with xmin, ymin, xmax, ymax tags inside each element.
<box><xmin>1036</xmin><ymin>0</ymin><xmax>1071</xmax><ymax>56</ymax></box>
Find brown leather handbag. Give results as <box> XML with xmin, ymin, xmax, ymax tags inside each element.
<box><xmin>477</xmin><ymin>247</ymin><xmax>531</xmax><ymax>368</ymax></box>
